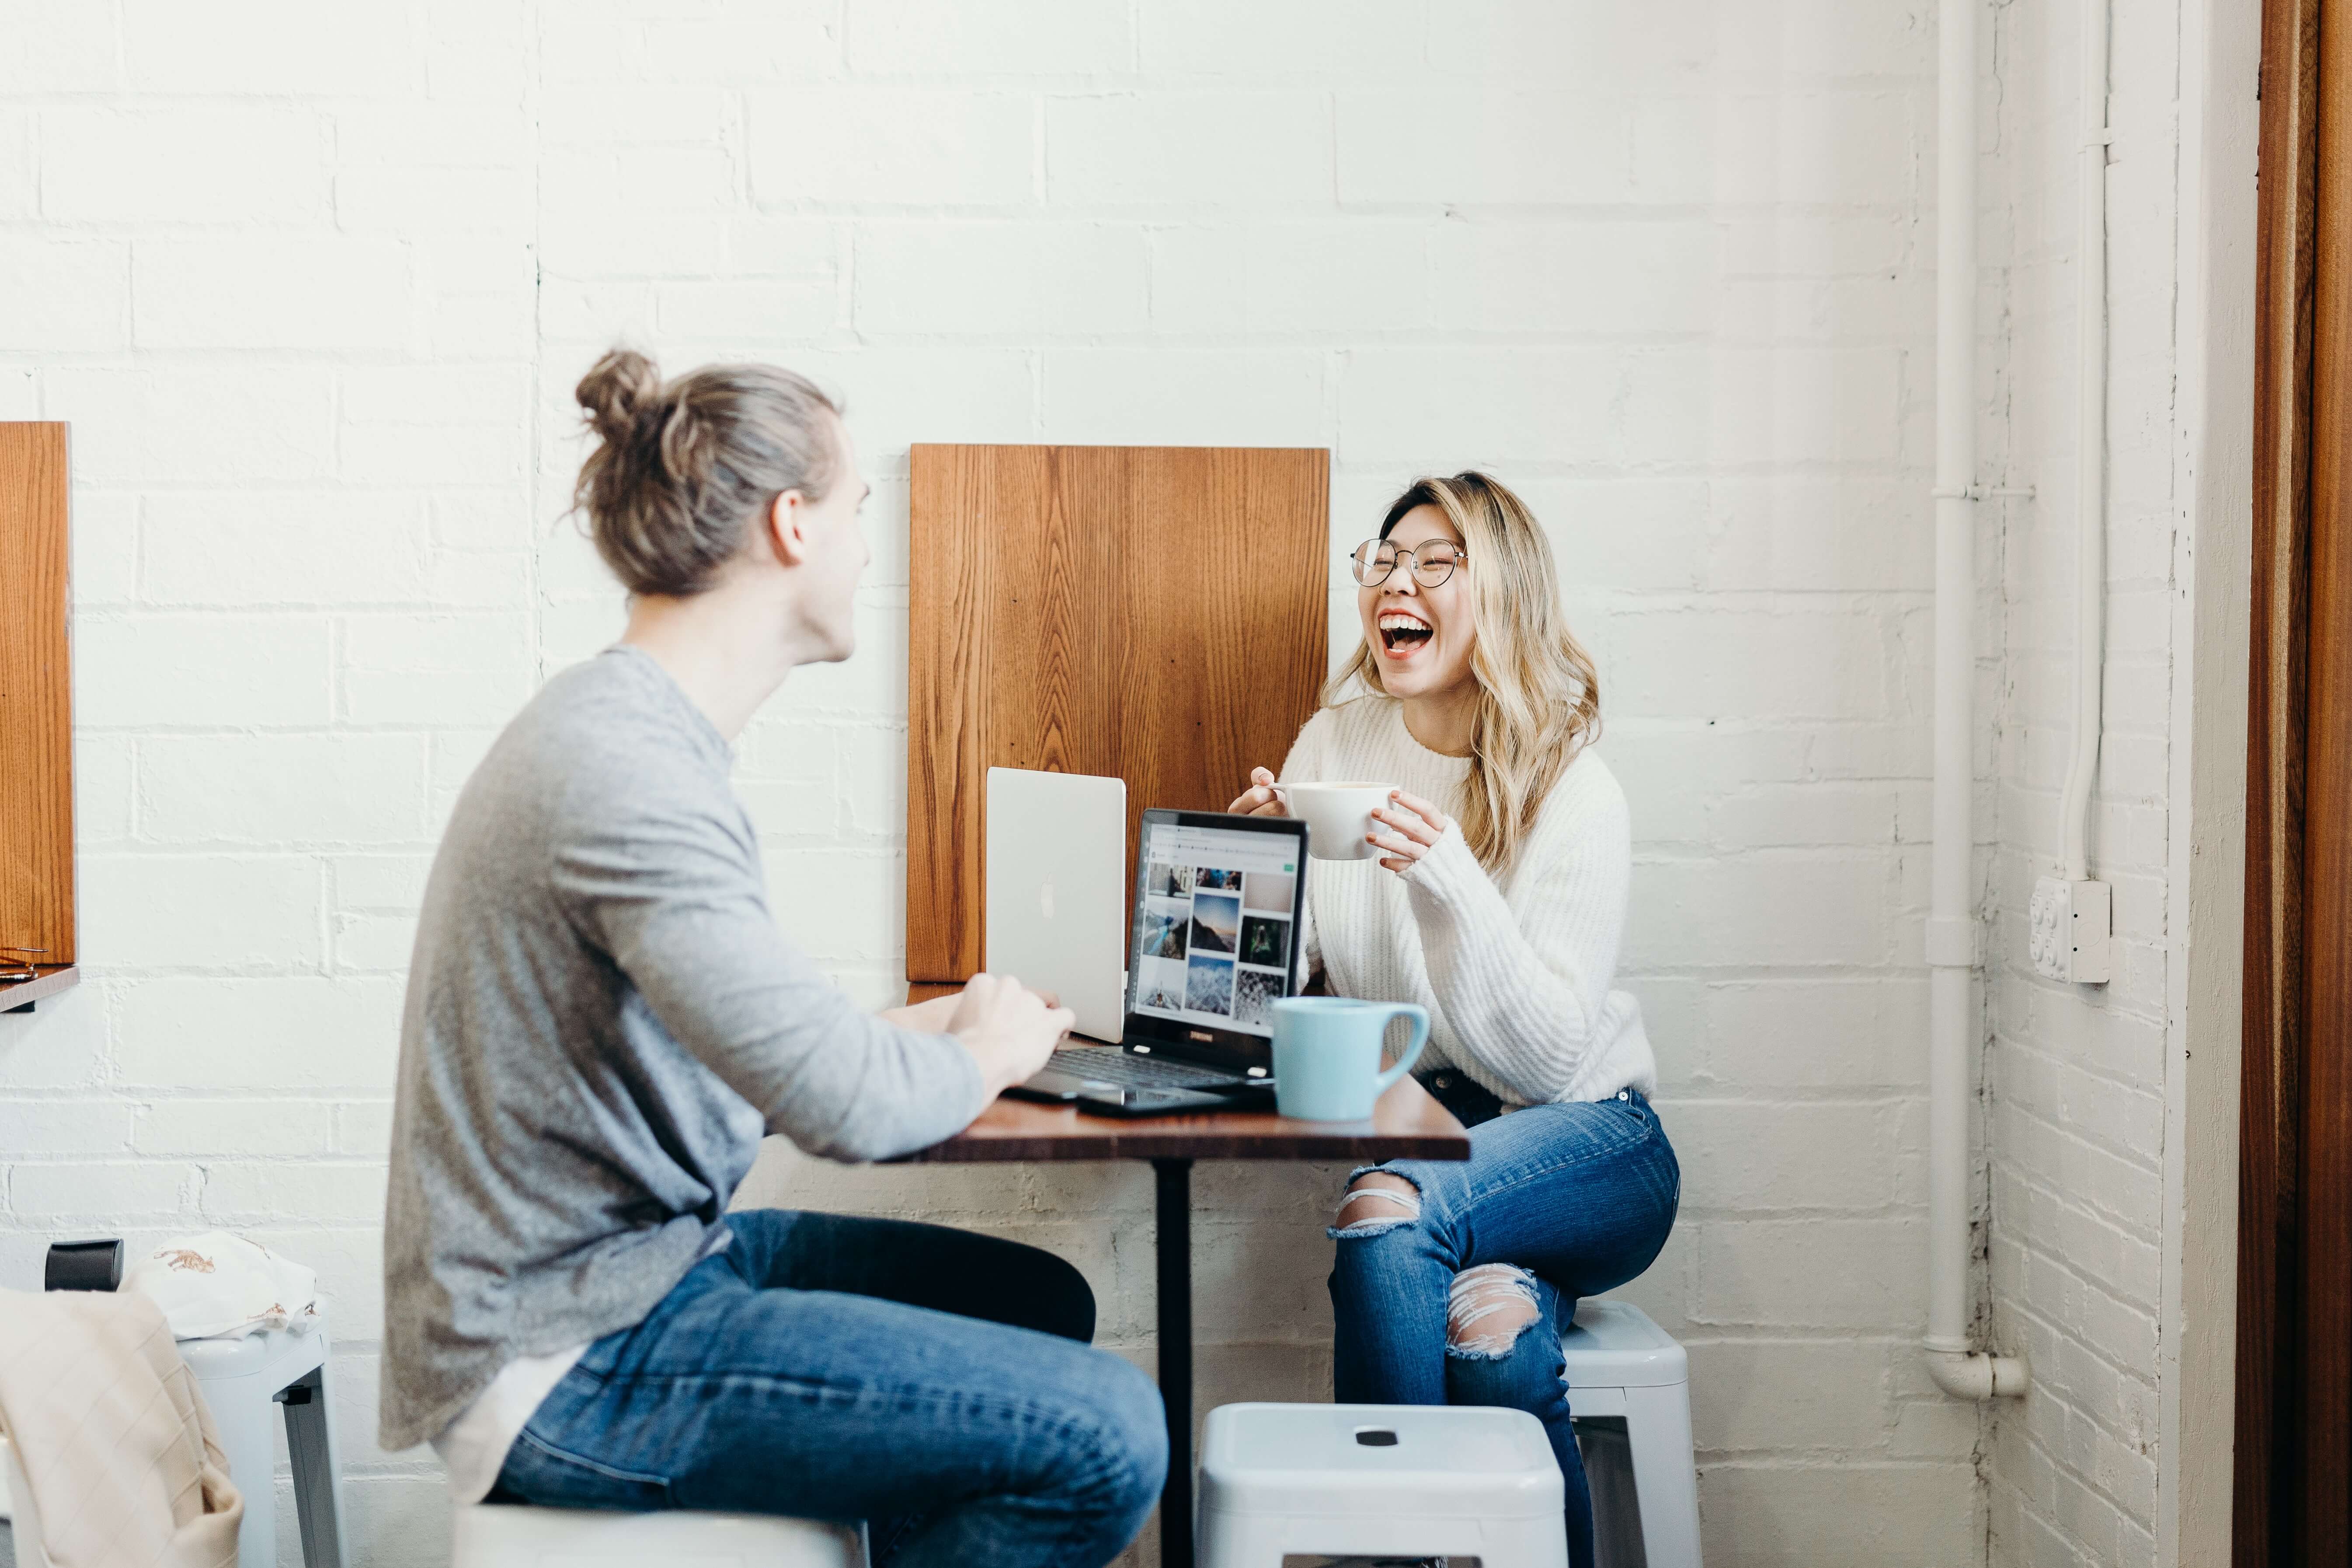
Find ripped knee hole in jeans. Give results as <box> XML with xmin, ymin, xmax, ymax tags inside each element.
<box><xmin>1443</xmin><ymin>1263</ymin><xmax>1542</xmax><ymax>1358</ymax></box>
<box><xmin>1329</xmin><ymin>1175</ymin><xmax>1545</xmax><ymax>1359</ymax></box>
<box><xmin>1329</xmin><ymin>1171</ymin><xmax>1422</xmax><ymax>1237</ymax></box>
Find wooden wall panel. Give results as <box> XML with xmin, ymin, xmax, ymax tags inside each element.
<box><xmin>907</xmin><ymin>445</ymin><xmax>1329</xmax><ymax>982</ymax></box>
<box><xmin>2293</xmin><ymin>3</ymin><xmax>2352</xmax><ymax>1555</ymax></box>
<box><xmin>2241</xmin><ymin>3</ymin><xmax>2320</xmax><ymax>1557</ymax></box>
<box><xmin>0</xmin><ymin>423</ymin><xmax>74</xmax><ymax>968</ymax></box>
<box><xmin>2243</xmin><ymin>0</ymin><xmax>2335</xmax><ymax>1560</ymax></box>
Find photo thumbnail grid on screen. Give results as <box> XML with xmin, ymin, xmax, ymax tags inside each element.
<box><xmin>1134</xmin><ymin>824</ymin><xmax>1300</xmax><ymax>1037</ymax></box>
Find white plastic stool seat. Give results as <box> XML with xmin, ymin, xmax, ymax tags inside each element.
<box><xmin>1199</xmin><ymin>1402</ymin><xmax>1566</xmax><ymax>1568</ymax></box>
<box><xmin>1561</xmin><ymin>1299</ymin><xmax>1701</xmax><ymax>1568</ymax></box>
<box><xmin>177</xmin><ymin>1317</ymin><xmax>347</xmax><ymax>1568</ymax></box>
<box><xmin>1560</xmin><ymin>1298</ymin><xmax>1688</xmax><ymax>1387</ymax></box>
<box><xmin>452</xmin><ymin>1501</ymin><xmax>866</xmax><ymax>1568</ymax></box>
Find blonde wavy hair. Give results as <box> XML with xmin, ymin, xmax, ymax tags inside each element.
<box><xmin>1329</xmin><ymin>471</ymin><xmax>1600</xmax><ymax>872</ymax></box>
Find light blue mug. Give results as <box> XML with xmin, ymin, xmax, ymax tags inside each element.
<box><xmin>1270</xmin><ymin>997</ymin><xmax>1430</xmax><ymax>1122</ymax></box>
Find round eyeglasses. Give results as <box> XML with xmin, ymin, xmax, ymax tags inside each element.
<box><xmin>1349</xmin><ymin>538</ymin><xmax>1466</xmax><ymax>589</ymax></box>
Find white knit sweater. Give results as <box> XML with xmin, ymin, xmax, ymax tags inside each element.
<box><xmin>1280</xmin><ymin>697</ymin><xmax>1656</xmax><ymax>1106</ymax></box>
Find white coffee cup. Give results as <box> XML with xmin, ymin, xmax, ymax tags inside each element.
<box><xmin>1273</xmin><ymin>781</ymin><xmax>1399</xmax><ymax>862</ymax></box>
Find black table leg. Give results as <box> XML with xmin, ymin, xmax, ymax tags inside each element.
<box><xmin>1153</xmin><ymin>1156</ymin><xmax>1194</xmax><ymax>1568</ymax></box>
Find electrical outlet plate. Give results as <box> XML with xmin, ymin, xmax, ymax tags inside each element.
<box><xmin>2029</xmin><ymin>876</ymin><xmax>2111</xmax><ymax>984</ymax></box>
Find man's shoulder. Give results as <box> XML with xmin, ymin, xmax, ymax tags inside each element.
<box><xmin>531</xmin><ymin>651</ymin><xmax>723</xmax><ymax>777</ymax></box>
<box><xmin>527</xmin><ymin>650</ymin><xmax>696</xmax><ymax>747</ymax></box>
<box><xmin>454</xmin><ymin>653</ymin><xmax>731</xmax><ymax>845</ymax></box>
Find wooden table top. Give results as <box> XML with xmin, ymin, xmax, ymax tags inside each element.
<box><xmin>898</xmin><ymin>1040</ymin><xmax>1472</xmax><ymax>1165</ymax></box>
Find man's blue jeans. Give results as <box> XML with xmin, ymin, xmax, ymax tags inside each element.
<box><xmin>491</xmin><ymin>1209</ymin><xmax>1167</xmax><ymax>1568</ymax></box>
<box><xmin>1329</xmin><ymin>1090</ymin><xmax>1680</xmax><ymax>1568</ymax></box>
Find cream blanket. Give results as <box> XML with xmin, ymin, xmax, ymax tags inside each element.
<box><xmin>0</xmin><ymin>1288</ymin><xmax>241</xmax><ymax>1568</ymax></box>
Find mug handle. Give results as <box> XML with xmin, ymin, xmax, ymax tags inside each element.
<box><xmin>1370</xmin><ymin>1004</ymin><xmax>1430</xmax><ymax>1096</ymax></box>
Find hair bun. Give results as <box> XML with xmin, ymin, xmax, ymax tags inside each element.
<box><xmin>575</xmin><ymin>348</ymin><xmax>666</xmax><ymax>444</ymax></box>
<box><xmin>571</xmin><ymin>344</ymin><xmax>842</xmax><ymax>600</ymax></box>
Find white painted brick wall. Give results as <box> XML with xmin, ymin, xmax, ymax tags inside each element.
<box><xmin>1984</xmin><ymin>1</ymin><xmax>2185</xmax><ymax>1565</ymax></box>
<box><xmin>0</xmin><ymin>3</ymin><xmax>2198</xmax><ymax>1566</ymax></box>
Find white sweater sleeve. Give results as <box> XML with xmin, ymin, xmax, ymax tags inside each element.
<box><xmin>1398</xmin><ymin>766</ymin><xmax>1632</xmax><ymax>1103</ymax></box>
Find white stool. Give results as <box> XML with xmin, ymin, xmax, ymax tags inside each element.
<box><xmin>177</xmin><ymin>1318</ymin><xmax>348</xmax><ymax>1568</ymax></box>
<box><xmin>1562</xmin><ymin>1299</ymin><xmax>1701</xmax><ymax>1568</ymax></box>
<box><xmin>1198</xmin><ymin>1402</ymin><xmax>1566</xmax><ymax>1568</ymax></box>
<box><xmin>452</xmin><ymin>1501</ymin><xmax>866</xmax><ymax>1567</ymax></box>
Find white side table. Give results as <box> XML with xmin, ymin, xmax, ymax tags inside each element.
<box><xmin>177</xmin><ymin>1318</ymin><xmax>347</xmax><ymax>1568</ymax></box>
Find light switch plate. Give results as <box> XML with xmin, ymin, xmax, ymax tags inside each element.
<box><xmin>2029</xmin><ymin>876</ymin><xmax>2111</xmax><ymax>984</ymax></box>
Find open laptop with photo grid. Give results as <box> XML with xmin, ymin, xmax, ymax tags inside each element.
<box><xmin>1006</xmin><ymin>804</ymin><xmax>1308</xmax><ymax>1104</ymax></box>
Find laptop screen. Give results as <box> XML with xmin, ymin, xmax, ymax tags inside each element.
<box><xmin>1129</xmin><ymin>817</ymin><xmax>1301</xmax><ymax>1040</ymax></box>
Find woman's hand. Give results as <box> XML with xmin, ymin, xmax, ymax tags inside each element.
<box><xmin>1367</xmin><ymin>789</ymin><xmax>1450</xmax><ymax>874</ymax></box>
<box><xmin>1226</xmin><ymin>766</ymin><xmax>1289</xmax><ymax>817</ymax></box>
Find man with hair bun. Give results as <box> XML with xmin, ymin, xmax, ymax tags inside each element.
<box><xmin>379</xmin><ymin>347</ymin><xmax>1166</xmax><ymax>1568</ymax></box>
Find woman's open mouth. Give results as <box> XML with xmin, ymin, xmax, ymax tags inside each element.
<box><xmin>1378</xmin><ymin>610</ymin><xmax>1433</xmax><ymax>656</ymax></box>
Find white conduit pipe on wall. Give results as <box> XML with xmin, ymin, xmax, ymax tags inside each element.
<box><xmin>2059</xmin><ymin>0</ymin><xmax>2111</xmax><ymax>885</ymax></box>
<box><xmin>1925</xmin><ymin>0</ymin><xmax>2029</xmax><ymax>1402</ymax></box>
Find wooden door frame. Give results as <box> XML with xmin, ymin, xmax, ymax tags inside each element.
<box><xmin>2239</xmin><ymin>0</ymin><xmax>2327</xmax><ymax>1559</ymax></box>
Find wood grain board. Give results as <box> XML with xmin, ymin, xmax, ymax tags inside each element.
<box><xmin>0</xmin><ymin>424</ymin><xmax>73</xmax><ymax>972</ymax></box>
<box><xmin>906</xmin><ymin>445</ymin><xmax>1329</xmax><ymax>982</ymax></box>
<box><xmin>2298</xmin><ymin>0</ymin><xmax>2352</xmax><ymax>1544</ymax></box>
<box><xmin>2241</xmin><ymin>0</ymin><xmax>2345</xmax><ymax>1560</ymax></box>
<box><xmin>2288</xmin><ymin>1</ymin><xmax>2352</xmax><ymax>1553</ymax></box>
<box><xmin>2240</xmin><ymin>2</ymin><xmax>2320</xmax><ymax>1556</ymax></box>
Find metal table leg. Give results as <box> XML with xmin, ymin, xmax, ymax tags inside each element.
<box><xmin>1153</xmin><ymin>1157</ymin><xmax>1194</xmax><ymax>1568</ymax></box>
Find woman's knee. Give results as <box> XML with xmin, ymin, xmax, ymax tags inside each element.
<box><xmin>1330</xmin><ymin>1169</ymin><xmax>1423</xmax><ymax>1238</ymax></box>
<box><xmin>1442</xmin><ymin>1266</ymin><xmax>1559</xmax><ymax>1411</ymax></box>
<box><xmin>1445</xmin><ymin>1262</ymin><xmax>1542</xmax><ymax>1356</ymax></box>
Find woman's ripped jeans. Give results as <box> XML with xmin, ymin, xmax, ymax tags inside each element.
<box><xmin>1327</xmin><ymin>1089</ymin><xmax>1679</xmax><ymax>1568</ymax></box>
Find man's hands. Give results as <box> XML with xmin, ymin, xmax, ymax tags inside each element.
<box><xmin>943</xmin><ymin>973</ymin><xmax>1073</xmax><ymax>1098</ymax></box>
<box><xmin>877</xmin><ymin>991</ymin><xmax>964</xmax><ymax>1033</ymax></box>
<box><xmin>880</xmin><ymin>983</ymin><xmax>1062</xmax><ymax>1037</ymax></box>
<box><xmin>878</xmin><ymin>978</ymin><xmax>1070</xmax><ymax>1099</ymax></box>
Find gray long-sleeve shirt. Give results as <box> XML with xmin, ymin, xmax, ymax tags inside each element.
<box><xmin>379</xmin><ymin>647</ymin><xmax>984</xmax><ymax>1451</ymax></box>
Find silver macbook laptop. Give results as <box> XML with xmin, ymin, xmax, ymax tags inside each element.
<box><xmin>988</xmin><ymin>783</ymin><xmax>1308</xmax><ymax>1105</ymax></box>
<box><xmin>985</xmin><ymin>766</ymin><xmax>1130</xmax><ymax>1042</ymax></box>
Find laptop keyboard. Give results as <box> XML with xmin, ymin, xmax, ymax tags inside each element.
<box><xmin>1045</xmin><ymin>1049</ymin><xmax>1251</xmax><ymax>1089</ymax></box>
